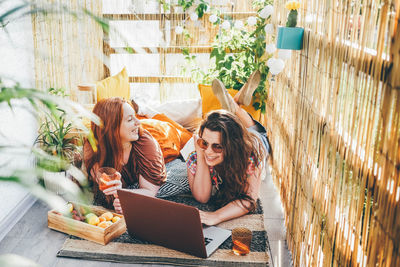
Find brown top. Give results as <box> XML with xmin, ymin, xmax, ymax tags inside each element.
<box><xmin>122</xmin><ymin>129</ymin><xmax>167</xmax><ymax>186</ymax></box>
<box><xmin>85</xmin><ymin>130</ymin><xmax>166</xmax><ymax>209</ymax></box>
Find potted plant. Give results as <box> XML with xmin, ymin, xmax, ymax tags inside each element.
<box><xmin>276</xmin><ymin>1</ymin><xmax>304</xmax><ymax>50</ymax></box>
<box><xmin>35</xmin><ymin>88</ymin><xmax>80</xmax><ymax>195</ymax></box>
<box><xmin>180</xmin><ymin>0</ymin><xmax>274</xmax><ymax>115</ymax></box>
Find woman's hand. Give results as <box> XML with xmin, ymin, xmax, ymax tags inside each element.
<box><xmin>199</xmin><ymin>210</ymin><xmax>220</xmax><ymax>226</ymax></box>
<box><xmin>102</xmin><ymin>172</ymin><xmax>122</xmax><ymax>197</ymax></box>
<box><xmin>113</xmin><ymin>198</ymin><xmax>123</xmax><ymax>214</ymax></box>
<box><xmin>193</xmin><ymin>134</ymin><xmax>204</xmax><ymax>157</ymax></box>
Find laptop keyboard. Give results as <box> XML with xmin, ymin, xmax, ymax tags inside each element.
<box><xmin>204</xmin><ymin>237</ymin><xmax>213</xmax><ymax>246</ymax></box>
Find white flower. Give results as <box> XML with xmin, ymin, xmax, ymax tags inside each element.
<box><xmin>278</xmin><ymin>49</ymin><xmax>292</xmax><ymax>60</ymax></box>
<box><xmin>265</xmin><ymin>43</ymin><xmax>277</xmax><ymax>54</ymax></box>
<box><xmin>222</xmin><ymin>20</ymin><xmax>231</xmax><ymax>30</ymax></box>
<box><xmin>175</xmin><ymin>26</ymin><xmax>183</xmax><ymax>34</ymax></box>
<box><xmin>247</xmin><ymin>16</ymin><xmax>257</xmax><ymax>26</ymax></box>
<box><xmin>190</xmin><ymin>12</ymin><xmax>198</xmax><ymax>21</ymax></box>
<box><xmin>267</xmin><ymin>57</ymin><xmax>276</xmax><ymax>68</ymax></box>
<box><xmin>264</xmin><ymin>24</ymin><xmax>274</xmax><ymax>34</ymax></box>
<box><xmin>209</xmin><ymin>14</ymin><xmax>218</xmax><ymax>23</ymax></box>
<box><xmin>259</xmin><ymin>5</ymin><xmax>274</xmax><ymax>19</ymax></box>
<box><xmin>269</xmin><ymin>58</ymin><xmax>285</xmax><ymax>75</ymax></box>
<box><xmin>234</xmin><ymin>20</ymin><xmax>244</xmax><ymax>29</ymax></box>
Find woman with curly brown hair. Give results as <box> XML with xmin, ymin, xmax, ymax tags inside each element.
<box><xmin>84</xmin><ymin>97</ymin><xmax>166</xmax><ymax>213</ymax></box>
<box><xmin>186</xmin><ymin>72</ymin><xmax>272</xmax><ymax>225</ymax></box>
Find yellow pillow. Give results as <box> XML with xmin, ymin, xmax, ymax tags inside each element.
<box><xmin>96</xmin><ymin>67</ymin><xmax>130</xmax><ymax>101</ymax></box>
<box><xmin>198</xmin><ymin>84</ymin><xmax>261</xmax><ymax>121</ymax></box>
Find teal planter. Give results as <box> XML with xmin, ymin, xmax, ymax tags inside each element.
<box><xmin>276</xmin><ymin>27</ymin><xmax>304</xmax><ymax>50</ymax></box>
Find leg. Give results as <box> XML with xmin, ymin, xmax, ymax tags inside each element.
<box><xmin>233</xmin><ymin>104</ymin><xmax>256</xmax><ymax>128</ymax></box>
<box><xmin>212</xmin><ymin>78</ymin><xmax>256</xmax><ymax>128</ymax></box>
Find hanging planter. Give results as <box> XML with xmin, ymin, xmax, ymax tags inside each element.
<box><xmin>276</xmin><ymin>26</ymin><xmax>304</xmax><ymax>50</ymax></box>
<box><xmin>276</xmin><ymin>1</ymin><xmax>304</xmax><ymax>50</ymax></box>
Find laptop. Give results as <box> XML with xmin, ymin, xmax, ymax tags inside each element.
<box><xmin>117</xmin><ymin>189</ymin><xmax>231</xmax><ymax>258</ymax></box>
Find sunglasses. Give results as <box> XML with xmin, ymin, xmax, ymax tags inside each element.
<box><xmin>197</xmin><ymin>138</ymin><xmax>223</xmax><ymax>153</ymax></box>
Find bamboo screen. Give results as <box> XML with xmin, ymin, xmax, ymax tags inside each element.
<box><xmin>265</xmin><ymin>0</ymin><xmax>400</xmax><ymax>266</ymax></box>
<box><xmin>102</xmin><ymin>0</ymin><xmax>256</xmax><ymax>104</ymax></box>
<box><xmin>31</xmin><ymin>0</ymin><xmax>103</xmax><ymax>100</ymax></box>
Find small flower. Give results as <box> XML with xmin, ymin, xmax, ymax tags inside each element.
<box><xmin>285</xmin><ymin>1</ymin><xmax>301</xmax><ymax>10</ymax></box>
<box><xmin>221</xmin><ymin>20</ymin><xmax>231</xmax><ymax>30</ymax></box>
<box><xmin>247</xmin><ymin>16</ymin><xmax>257</xmax><ymax>26</ymax></box>
<box><xmin>209</xmin><ymin>14</ymin><xmax>218</xmax><ymax>23</ymax></box>
<box><xmin>234</xmin><ymin>20</ymin><xmax>244</xmax><ymax>29</ymax></box>
<box><xmin>266</xmin><ymin>43</ymin><xmax>277</xmax><ymax>54</ymax></box>
<box><xmin>190</xmin><ymin>12</ymin><xmax>198</xmax><ymax>21</ymax></box>
<box><xmin>175</xmin><ymin>26</ymin><xmax>183</xmax><ymax>34</ymax></box>
<box><xmin>259</xmin><ymin>5</ymin><xmax>274</xmax><ymax>19</ymax></box>
<box><xmin>264</xmin><ymin>23</ymin><xmax>274</xmax><ymax>34</ymax></box>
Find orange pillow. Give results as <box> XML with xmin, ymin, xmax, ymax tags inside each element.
<box><xmin>139</xmin><ymin>114</ymin><xmax>193</xmax><ymax>163</ymax></box>
<box><xmin>198</xmin><ymin>84</ymin><xmax>261</xmax><ymax>121</ymax></box>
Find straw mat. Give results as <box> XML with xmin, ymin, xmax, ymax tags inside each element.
<box><xmin>57</xmin><ymin>195</ymin><xmax>271</xmax><ymax>266</ymax></box>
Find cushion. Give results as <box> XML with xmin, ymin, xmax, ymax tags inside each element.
<box><xmin>153</xmin><ymin>99</ymin><xmax>202</xmax><ymax>128</ymax></box>
<box><xmin>198</xmin><ymin>84</ymin><xmax>261</xmax><ymax>121</ymax></box>
<box><xmin>96</xmin><ymin>67</ymin><xmax>130</xmax><ymax>101</ymax></box>
<box><xmin>140</xmin><ymin>114</ymin><xmax>193</xmax><ymax>163</ymax></box>
<box><xmin>136</xmin><ymin>98</ymin><xmax>203</xmax><ymax>132</ymax></box>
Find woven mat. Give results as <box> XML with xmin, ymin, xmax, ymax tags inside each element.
<box><xmin>57</xmin><ymin>195</ymin><xmax>271</xmax><ymax>266</ymax></box>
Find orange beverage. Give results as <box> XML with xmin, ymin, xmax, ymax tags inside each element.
<box><xmin>97</xmin><ymin>167</ymin><xmax>120</xmax><ymax>191</ymax></box>
<box><xmin>232</xmin><ymin>227</ymin><xmax>252</xmax><ymax>256</ymax></box>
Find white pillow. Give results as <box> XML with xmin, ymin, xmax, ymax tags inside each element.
<box><xmin>154</xmin><ymin>99</ymin><xmax>202</xmax><ymax>127</ymax></box>
<box><xmin>137</xmin><ymin>98</ymin><xmax>202</xmax><ymax>128</ymax></box>
<box><xmin>180</xmin><ymin>136</ymin><xmax>195</xmax><ymax>161</ymax></box>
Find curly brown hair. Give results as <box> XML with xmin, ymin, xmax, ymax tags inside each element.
<box><xmin>199</xmin><ymin>110</ymin><xmax>265</xmax><ymax>212</ymax></box>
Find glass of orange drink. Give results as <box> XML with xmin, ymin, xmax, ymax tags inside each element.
<box><xmin>232</xmin><ymin>227</ymin><xmax>252</xmax><ymax>256</ymax></box>
<box><xmin>97</xmin><ymin>167</ymin><xmax>120</xmax><ymax>196</ymax></box>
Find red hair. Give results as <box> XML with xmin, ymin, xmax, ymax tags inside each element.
<box><xmin>84</xmin><ymin>97</ymin><xmax>142</xmax><ymax>179</ymax></box>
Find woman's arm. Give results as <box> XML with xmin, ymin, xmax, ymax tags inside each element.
<box><xmin>105</xmin><ymin>175</ymin><xmax>160</xmax><ymax>214</ymax></box>
<box><xmin>200</xmin><ymin>166</ymin><xmax>262</xmax><ymax>225</ymax></box>
<box><xmin>187</xmin><ymin>136</ymin><xmax>213</xmax><ymax>203</ymax></box>
<box><xmin>131</xmin><ymin>174</ymin><xmax>161</xmax><ymax>197</ymax></box>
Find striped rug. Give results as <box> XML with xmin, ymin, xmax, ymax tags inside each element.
<box><xmin>57</xmin><ymin>195</ymin><xmax>271</xmax><ymax>266</ymax></box>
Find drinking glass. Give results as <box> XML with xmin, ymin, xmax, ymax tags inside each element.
<box><xmin>97</xmin><ymin>167</ymin><xmax>120</xmax><ymax>197</ymax></box>
<box><xmin>232</xmin><ymin>227</ymin><xmax>252</xmax><ymax>256</ymax></box>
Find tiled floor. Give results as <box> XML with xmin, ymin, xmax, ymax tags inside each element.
<box><xmin>260</xmin><ymin>167</ymin><xmax>293</xmax><ymax>267</ymax></box>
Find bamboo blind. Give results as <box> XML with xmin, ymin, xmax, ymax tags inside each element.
<box><xmin>31</xmin><ymin>0</ymin><xmax>103</xmax><ymax>100</ymax></box>
<box><xmin>265</xmin><ymin>0</ymin><xmax>400</xmax><ymax>266</ymax></box>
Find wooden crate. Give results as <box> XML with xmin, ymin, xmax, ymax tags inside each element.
<box><xmin>48</xmin><ymin>202</ymin><xmax>126</xmax><ymax>245</ymax></box>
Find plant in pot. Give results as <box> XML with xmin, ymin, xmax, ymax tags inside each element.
<box><xmin>35</xmin><ymin>88</ymin><xmax>80</xmax><ymax>195</ymax></box>
<box><xmin>180</xmin><ymin>0</ymin><xmax>274</xmax><ymax>115</ymax></box>
<box><xmin>276</xmin><ymin>1</ymin><xmax>304</xmax><ymax>50</ymax></box>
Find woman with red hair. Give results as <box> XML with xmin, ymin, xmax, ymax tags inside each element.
<box><xmin>84</xmin><ymin>97</ymin><xmax>166</xmax><ymax>213</ymax></box>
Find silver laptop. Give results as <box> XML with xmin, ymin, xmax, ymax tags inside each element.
<box><xmin>118</xmin><ymin>189</ymin><xmax>231</xmax><ymax>258</ymax></box>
